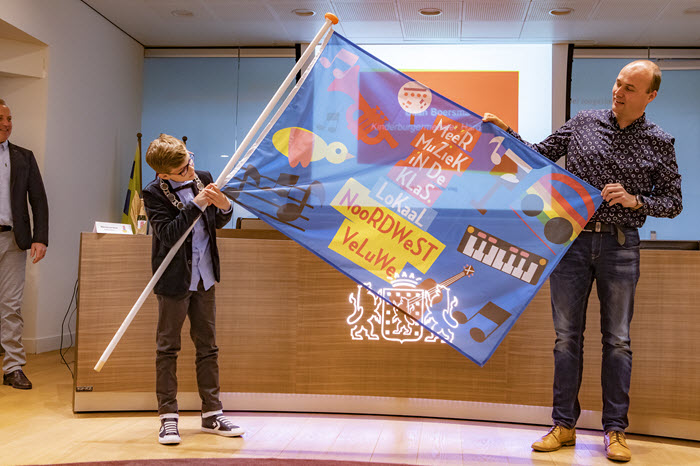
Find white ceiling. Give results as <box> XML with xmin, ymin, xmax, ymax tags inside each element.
<box><xmin>81</xmin><ymin>0</ymin><xmax>700</xmax><ymax>48</ymax></box>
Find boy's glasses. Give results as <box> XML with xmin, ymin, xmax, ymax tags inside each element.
<box><xmin>172</xmin><ymin>153</ymin><xmax>194</xmax><ymax>177</ymax></box>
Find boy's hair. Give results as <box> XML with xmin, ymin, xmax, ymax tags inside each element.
<box><xmin>0</xmin><ymin>98</ymin><xmax>6</xmax><ymax>106</ymax></box>
<box><xmin>145</xmin><ymin>133</ymin><xmax>187</xmax><ymax>174</ymax></box>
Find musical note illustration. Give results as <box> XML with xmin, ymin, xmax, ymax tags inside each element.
<box><xmin>320</xmin><ymin>48</ymin><xmax>360</xmax><ymax>97</ymax></box>
<box><xmin>273</xmin><ymin>127</ymin><xmax>354</xmax><ymax>168</ymax></box>
<box><xmin>472</xmin><ymin>136</ymin><xmax>533</xmax><ymax>215</ymax></box>
<box><xmin>316</xmin><ymin>112</ymin><xmax>340</xmax><ymax>133</ymax></box>
<box><xmin>319</xmin><ymin>47</ymin><xmax>398</xmax><ymax>150</ymax></box>
<box><xmin>223</xmin><ymin>165</ymin><xmax>325</xmax><ymax>231</ymax></box>
<box><xmin>224</xmin><ymin>165</ymin><xmax>261</xmax><ymax>202</ymax></box>
<box><xmin>320</xmin><ymin>48</ymin><xmax>359</xmax><ymax>78</ymax></box>
<box><xmin>451</xmin><ymin>302</ymin><xmax>512</xmax><ymax>343</ymax></box>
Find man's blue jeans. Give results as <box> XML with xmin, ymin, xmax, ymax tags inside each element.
<box><xmin>549</xmin><ymin>227</ymin><xmax>640</xmax><ymax>432</ymax></box>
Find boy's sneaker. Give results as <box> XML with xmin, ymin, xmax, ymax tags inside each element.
<box><xmin>201</xmin><ymin>410</ymin><xmax>244</xmax><ymax>437</ymax></box>
<box><xmin>158</xmin><ymin>414</ymin><xmax>181</xmax><ymax>445</ymax></box>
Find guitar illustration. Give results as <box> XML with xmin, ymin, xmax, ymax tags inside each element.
<box><xmin>381</xmin><ymin>265</ymin><xmax>475</xmax><ymax>343</ymax></box>
<box><xmin>392</xmin><ymin>265</ymin><xmax>475</xmax><ymax>314</ymax></box>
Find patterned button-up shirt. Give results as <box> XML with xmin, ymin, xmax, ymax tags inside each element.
<box><xmin>508</xmin><ymin>109</ymin><xmax>682</xmax><ymax>228</ymax></box>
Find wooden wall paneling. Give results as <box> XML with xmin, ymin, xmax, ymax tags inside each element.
<box><xmin>76</xmin><ymin>233</ymin><xmax>159</xmax><ymax>392</ymax></box>
<box><xmin>629</xmin><ymin>251</ymin><xmax>700</xmax><ymax>420</ymax></box>
<box><xmin>216</xmin><ymin>237</ymin><xmax>301</xmax><ymax>394</ymax></box>
<box><xmin>75</xmin><ymin>233</ymin><xmax>700</xmax><ymax>438</ymax></box>
<box><xmin>294</xmin><ymin>241</ymin><xmax>509</xmax><ymax>403</ymax></box>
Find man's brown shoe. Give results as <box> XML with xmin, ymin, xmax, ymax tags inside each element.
<box><xmin>605</xmin><ymin>431</ymin><xmax>631</xmax><ymax>462</ymax></box>
<box><xmin>3</xmin><ymin>369</ymin><xmax>32</xmax><ymax>389</ymax></box>
<box><xmin>531</xmin><ymin>425</ymin><xmax>576</xmax><ymax>451</ymax></box>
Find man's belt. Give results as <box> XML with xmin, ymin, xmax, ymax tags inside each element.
<box><xmin>582</xmin><ymin>221</ymin><xmax>615</xmax><ymax>233</ymax></box>
<box><xmin>582</xmin><ymin>221</ymin><xmax>627</xmax><ymax>246</ymax></box>
<box><xmin>0</xmin><ymin>225</ymin><xmax>12</xmax><ymax>232</ymax></box>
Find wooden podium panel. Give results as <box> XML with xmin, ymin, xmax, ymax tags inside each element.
<box><xmin>75</xmin><ymin>232</ymin><xmax>700</xmax><ymax>440</ymax></box>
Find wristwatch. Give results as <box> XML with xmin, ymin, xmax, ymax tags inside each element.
<box><xmin>631</xmin><ymin>194</ymin><xmax>644</xmax><ymax>211</ymax></box>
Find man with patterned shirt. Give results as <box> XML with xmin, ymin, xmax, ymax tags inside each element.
<box><xmin>484</xmin><ymin>60</ymin><xmax>682</xmax><ymax>462</ymax></box>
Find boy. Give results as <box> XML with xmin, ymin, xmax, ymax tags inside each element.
<box><xmin>142</xmin><ymin>134</ymin><xmax>243</xmax><ymax>445</ymax></box>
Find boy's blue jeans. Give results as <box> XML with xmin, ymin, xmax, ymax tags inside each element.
<box><xmin>548</xmin><ymin>227</ymin><xmax>640</xmax><ymax>433</ymax></box>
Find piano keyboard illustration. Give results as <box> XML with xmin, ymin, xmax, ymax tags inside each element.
<box><xmin>458</xmin><ymin>225</ymin><xmax>548</xmax><ymax>285</ymax></box>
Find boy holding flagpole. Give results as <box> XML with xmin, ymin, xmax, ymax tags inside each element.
<box><xmin>142</xmin><ymin>133</ymin><xmax>243</xmax><ymax>445</ymax></box>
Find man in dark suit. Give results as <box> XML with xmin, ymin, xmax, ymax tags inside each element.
<box><xmin>0</xmin><ymin>98</ymin><xmax>49</xmax><ymax>390</ymax></box>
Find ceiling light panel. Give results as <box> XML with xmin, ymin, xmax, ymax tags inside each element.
<box><xmin>202</xmin><ymin>0</ymin><xmax>275</xmax><ymax>21</ymax></box>
<box><xmin>402</xmin><ymin>20</ymin><xmax>460</xmax><ymax>39</ymax></box>
<box><xmin>80</xmin><ymin>0</ymin><xmax>700</xmax><ymax>48</ymax></box>
<box><xmin>265</xmin><ymin>0</ymin><xmax>332</xmax><ymax>20</ymax></box>
<box><xmin>526</xmin><ymin>0</ymin><xmax>597</xmax><ymax>21</ymax></box>
<box><xmin>463</xmin><ymin>0</ymin><xmax>530</xmax><ymax>21</ymax></box>
<box><xmin>341</xmin><ymin>21</ymin><xmax>403</xmax><ymax>38</ymax></box>
<box><xmin>657</xmin><ymin>0</ymin><xmax>700</xmax><ymax>20</ymax></box>
<box><xmin>398</xmin><ymin>2</ymin><xmax>462</xmax><ymax>21</ymax></box>
<box><xmin>461</xmin><ymin>21</ymin><xmax>524</xmax><ymax>39</ymax></box>
<box><xmin>143</xmin><ymin>0</ymin><xmax>216</xmax><ymax>21</ymax></box>
<box><xmin>592</xmin><ymin>1</ymin><xmax>666</xmax><ymax>21</ymax></box>
<box><xmin>332</xmin><ymin>2</ymin><xmax>399</xmax><ymax>21</ymax></box>
<box><xmin>520</xmin><ymin>19</ymin><xmax>646</xmax><ymax>45</ymax></box>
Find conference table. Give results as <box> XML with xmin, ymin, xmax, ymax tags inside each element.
<box><xmin>74</xmin><ymin>229</ymin><xmax>700</xmax><ymax>441</ymax></box>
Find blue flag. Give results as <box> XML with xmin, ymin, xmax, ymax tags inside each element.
<box><xmin>224</xmin><ymin>32</ymin><xmax>602</xmax><ymax>366</ymax></box>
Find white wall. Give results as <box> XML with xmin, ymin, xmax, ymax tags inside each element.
<box><xmin>551</xmin><ymin>43</ymin><xmax>569</xmax><ymax>132</ymax></box>
<box><xmin>0</xmin><ymin>0</ymin><xmax>144</xmax><ymax>353</ymax></box>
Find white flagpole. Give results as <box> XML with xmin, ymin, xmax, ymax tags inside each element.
<box><xmin>222</xmin><ymin>26</ymin><xmax>335</xmax><ymax>188</ymax></box>
<box><xmin>93</xmin><ymin>219</ymin><xmax>198</xmax><ymax>372</ymax></box>
<box><xmin>94</xmin><ymin>13</ymin><xmax>339</xmax><ymax>372</ymax></box>
<box><xmin>214</xmin><ymin>12</ymin><xmax>338</xmax><ymax>188</ymax></box>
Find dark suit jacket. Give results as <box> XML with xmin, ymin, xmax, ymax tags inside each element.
<box><xmin>8</xmin><ymin>142</ymin><xmax>49</xmax><ymax>250</ymax></box>
<box><xmin>142</xmin><ymin>170</ymin><xmax>232</xmax><ymax>297</ymax></box>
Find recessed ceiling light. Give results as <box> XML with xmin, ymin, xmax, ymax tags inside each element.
<box><xmin>549</xmin><ymin>8</ymin><xmax>574</xmax><ymax>16</ymax></box>
<box><xmin>419</xmin><ymin>8</ymin><xmax>443</xmax><ymax>17</ymax></box>
<box><xmin>171</xmin><ymin>9</ymin><xmax>194</xmax><ymax>17</ymax></box>
<box><xmin>292</xmin><ymin>9</ymin><xmax>316</xmax><ymax>17</ymax></box>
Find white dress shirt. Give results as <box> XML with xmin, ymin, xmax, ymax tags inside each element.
<box><xmin>0</xmin><ymin>140</ymin><xmax>12</xmax><ymax>226</ymax></box>
<box><xmin>168</xmin><ymin>179</ymin><xmax>216</xmax><ymax>292</ymax></box>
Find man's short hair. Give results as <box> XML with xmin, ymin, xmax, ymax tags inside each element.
<box><xmin>628</xmin><ymin>60</ymin><xmax>662</xmax><ymax>93</ymax></box>
<box><xmin>0</xmin><ymin>99</ymin><xmax>6</xmax><ymax>106</ymax></box>
<box><xmin>145</xmin><ymin>134</ymin><xmax>187</xmax><ymax>174</ymax></box>
<box><xmin>649</xmin><ymin>64</ymin><xmax>662</xmax><ymax>93</ymax></box>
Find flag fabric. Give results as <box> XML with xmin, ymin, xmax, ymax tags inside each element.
<box><xmin>122</xmin><ymin>143</ymin><xmax>146</xmax><ymax>234</ymax></box>
<box><xmin>224</xmin><ymin>32</ymin><xmax>602</xmax><ymax>366</ymax></box>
